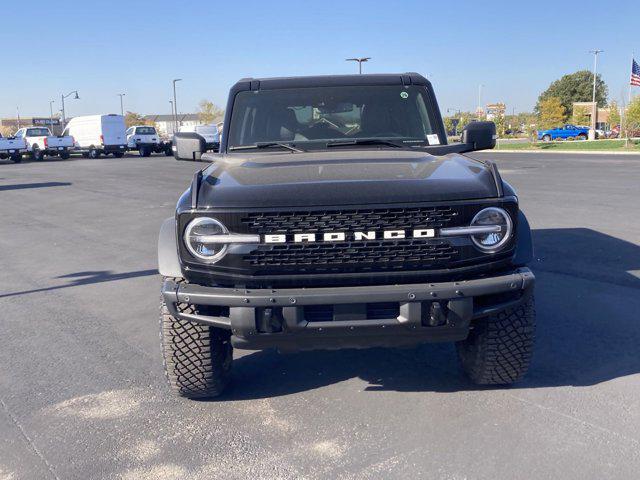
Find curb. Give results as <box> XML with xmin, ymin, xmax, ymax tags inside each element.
<box><xmin>492</xmin><ymin>149</ymin><xmax>640</xmax><ymax>155</ymax></box>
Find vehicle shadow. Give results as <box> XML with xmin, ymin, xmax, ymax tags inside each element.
<box><xmin>214</xmin><ymin>228</ymin><xmax>640</xmax><ymax>400</ymax></box>
<box><xmin>0</xmin><ymin>269</ymin><xmax>157</xmax><ymax>299</ymax></box>
<box><xmin>0</xmin><ymin>181</ymin><xmax>72</xmax><ymax>191</ymax></box>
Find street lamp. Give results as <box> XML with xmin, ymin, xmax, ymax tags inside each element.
<box><xmin>169</xmin><ymin>100</ymin><xmax>175</xmax><ymax>134</ymax></box>
<box><xmin>172</xmin><ymin>79</ymin><xmax>182</xmax><ymax>133</ymax></box>
<box><xmin>346</xmin><ymin>57</ymin><xmax>371</xmax><ymax>74</ymax></box>
<box><xmin>61</xmin><ymin>90</ymin><xmax>80</xmax><ymax>128</ymax></box>
<box><xmin>117</xmin><ymin>93</ymin><xmax>126</xmax><ymax>116</ymax></box>
<box><xmin>589</xmin><ymin>49</ymin><xmax>604</xmax><ymax>139</ymax></box>
<box><xmin>49</xmin><ymin>100</ymin><xmax>55</xmax><ymax>132</ymax></box>
<box><xmin>477</xmin><ymin>84</ymin><xmax>484</xmax><ymax>115</ymax></box>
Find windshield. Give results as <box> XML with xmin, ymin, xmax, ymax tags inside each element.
<box><xmin>135</xmin><ymin>126</ymin><xmax>156</xmax><ymax>135</ymax></box>
<box><xmin>26</xmin><ymin>128</ymin><xmax>50</xmax><ymax>136</ymax></box>
<box><xmin>227</xmin><ymin>85</ymin><xmax>438</xmax><ymax>151</ymax></box>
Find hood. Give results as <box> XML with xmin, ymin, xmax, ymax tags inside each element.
<box><xmin>193</xmin><ymin>150</ymin><xmax>498</xmax><ymax>208</ymax></box>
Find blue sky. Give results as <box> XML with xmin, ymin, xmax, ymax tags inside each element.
<box><xmin>1</xmin><ymin>0</ymin><xmax>638</xmax><ymax>118</ymax></box>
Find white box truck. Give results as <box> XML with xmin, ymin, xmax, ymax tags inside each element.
<box><xmin>63</xmin><ymin>114</ymin><xmax>127</xmax><ymax>159</ymax></box>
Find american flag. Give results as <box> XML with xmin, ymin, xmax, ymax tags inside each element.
<box><xmin>632</xmin><ymin>58</ymin><xmax>640</xmax><ymax>86</ymax></box>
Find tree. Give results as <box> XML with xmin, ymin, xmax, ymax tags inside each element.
<box><xmin>443</xmin><ymin>116</ymin><xmax>455</xmax><ymax>135</ymax></box>
<box><xmin>197</xmin><ymin>100</ymin><xmax>224</xmax><ymax>124</ymax></box>
<box><xmin>536</xmin><ymin>70</ymin><xmax>608</xmax><ymax>117</ymax></box>
<box><xmin>537</xmin><ymin>97</ymin><xmax>566</xmax><ymax>130</ymax></box>
<box><xmin>0</xmin><ymin>125</ymin><xmax>15</xmax><ymax>137</ymax></box>
<box><xmin>493</xmin><ymin>112</ymin><xmax>506</xmax><ymax>137</ymax></box>
<box><xmin>627</xmin><ymin>96</ymin><xmax>640</xmax><ymax>132</ymax></box>
<box><xmin>124</xmin><ymin>111</ymin><xmax>147</xmax><ymax>128</ymax></box>
<box><xmin>572</xmin><ymin>105</ymin><xmax>590</xmax><ymax>126</ymax></box>
<box><xmin>457</xmin><ymin>112</ymin><xmax>472</xmax><ymax>132</ymax></box>
<box><xmin>608</xmin><ymin>101</ymin><xmax>621</xmax><ymax>128</ymax></box>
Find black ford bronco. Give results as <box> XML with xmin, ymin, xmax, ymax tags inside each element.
<box><xmin>158</xmin><ymin>73</ymin><xmax>535</xmax><ymax>398</ymax></box>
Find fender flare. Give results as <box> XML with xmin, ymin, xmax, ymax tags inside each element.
<box><xmin>513</xmin><ymin>210</ymin><xmax>534</xmax><ymax>266</ymax></box>
<box><xmin>158</xmin><ymin>217</ymin><xmax>183</xmax><ymax>278</ymax></box>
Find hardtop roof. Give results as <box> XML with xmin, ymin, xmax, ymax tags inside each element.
<box><xmin>233</xmin><ymin>72</ymin><xmax>429</xmax><ymax>90</ymax></box>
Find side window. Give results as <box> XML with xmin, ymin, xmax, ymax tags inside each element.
<box><xmin>15</xmin><ymin>129</ymin><xmax>23</xmax><ymax>138</ymax></box>
<box><xmin>126</xmin><ymin>127</ymin><xmax>134</xmax><ymax>135</ymax></box>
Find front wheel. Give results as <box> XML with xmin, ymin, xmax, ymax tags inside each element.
<box><xmin>88</xmin><ymin>148</ymin><xmax>100</xmax><ymax>159</ymax></box>
<box><xmin>139</xmin><ymin>146</ymin><xmax>151</xmax><ymax>157</ymax></box>
<box><xmin>160</xmin><ymin>283</ymin><xmax>233</xmax><ymax>398</ymax></box>
<box><xmin>456</xmin><ymin>296</ymin><xmax>535</xmax><ymax>385</ymax></box>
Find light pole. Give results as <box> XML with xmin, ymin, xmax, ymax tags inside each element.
<box><xmin>169</xmin><ymin>100</ymin><xmax>175</xmax><ymax>134</ymax></box>
<box><xmin>61</xmin><ymin>90</ymin><xmax>80</xmax><ymax>128</ymax></box>
<box><xmin>346</xmin><ymin>57</ymin><xmax>371</xmax><ymax>74</ymax></box>
<box><xmin>117</xmin><ymin>93</ymin><xmax>126</xmax><ymax>116</ymax></box>
<box><xmin>589</xmin><ymin>49</ymin><xmax>603</xmax><ymax>139</ymax></box>
<box><xmin>49</xmin><ymin>100</ymin><xmax>55</xmax><ymax>133</ymax></box>
<box><xmin>477</xmin><ymin>84</ymin><xmax>484</xmax><ymax>116</ymax></box>
<box><xmin>172</xmin><ymin>79</ymin><xmax>182</xmax><ymax>133</ymax></box>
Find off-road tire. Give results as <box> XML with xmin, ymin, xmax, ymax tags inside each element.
<box><xmin>160</xmin><ymin>278</ymin><xmax>233</xmax><ymax>398</ymax></box>
<box><xmin>456</xmin><ymin>296</ymin><xmax>535</xmax><ymax>385</ymax></box>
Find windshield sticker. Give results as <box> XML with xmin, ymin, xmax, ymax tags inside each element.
<box><xmin>427</xmin><ymin>134</ymin><xmax>440</xmax><ymax>145</ymax></box>
<box><xmin>400</xmin><ymin>91</ymin><xmax>409</xmax><ymax>99</ymax></box>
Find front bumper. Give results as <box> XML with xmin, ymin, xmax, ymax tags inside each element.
<box><xmin>162</xmin><ymin>268</ymin><xmax>535</xmax><ymax>351</ymax></box>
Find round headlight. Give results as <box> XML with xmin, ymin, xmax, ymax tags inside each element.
<box><xmin>183</xmin><ymin>217</ymin><xmax>229</xmax><ymax>263</ymax></box>
<box><xmin>470</xmin><ymin>207</ymin><xmax>513</xmax><ymax>252</ymax></box>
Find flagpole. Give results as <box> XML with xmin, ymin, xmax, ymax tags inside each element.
<box><xmin>626</xmin><ymin>52</ymin><xmax>634</xmax><ymax>146</ymax></box>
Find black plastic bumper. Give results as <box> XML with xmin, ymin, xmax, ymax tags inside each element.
<box><xmin>162</xmin><ymin>268</ymin><xmax>535</xmax><ymax>351</ymax></box>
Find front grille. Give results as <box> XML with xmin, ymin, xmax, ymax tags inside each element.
<box><xmin>241</xmin><ymin>206</ymin><xmax>459</xmax><ymax>234</ymax></box>
<box><xmin>239</xmin><ymin>206</ymin><xmax>462</xmax><ymax>273</ymax></box>
<box><xmin>245</xmin><ymin>239</ymin><xmax>459</xmax><ymax>272</ymax></box>
<box><xmin>180</xmin><ymin>202</ymin><xmax>517</xmax><ymax>282</ymax></box>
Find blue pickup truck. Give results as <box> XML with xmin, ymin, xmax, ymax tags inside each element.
<box><xmin>537</xmin><ymin>124</ymin><xmax>589</xmax><ymax>141</ymax></box>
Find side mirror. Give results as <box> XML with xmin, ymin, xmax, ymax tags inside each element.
<box><xmin>461</xmin><ymin>121</ymin><xmax>496</xmax><ymax>151</ymax></box>
<box><xmin>172</xmin><ymin>132</ymin><xmax>207</xmax><ymax>161</ymax></box>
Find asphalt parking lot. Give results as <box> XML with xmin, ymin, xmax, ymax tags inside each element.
<box><xmin>1</xmin><ymin>151</ymin><xmax>639</xmax><ymax>480</ymax></box>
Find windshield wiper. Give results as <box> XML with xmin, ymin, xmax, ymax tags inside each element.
<box><xmin>326</xmin><ymin>138</ymin><xmax>404</xmax><ymax>149</ymax></box>
<box><xmin>228</xmin><ymin>142</ymin><xmax>304</xmax><ymax>153</ymax></box>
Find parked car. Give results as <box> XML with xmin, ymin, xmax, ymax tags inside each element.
<box><xmin>126</xmin><ymin>125</ymin><xmax>172</xmax><ymax>157</ymax></box>
<box><xmin>610</xmin><ymin>125</ymin><xmax>640</xmax><ymax>138</ymax></box>
<box><xmin>62</xmin><ymin>114</ymin><xmax>127</xmax><ymax>159</ymax></box>
<box><xmin>158</xmin><ymin>72</ymin><xmax>536</xmax><ymax>398</ymax></box>
<box><xmin>0</xmin><ymin>133</ymin><xmax>27</xmax><ymax>163</ymax></box>
<box><xmin>14</xmin><ymin>127</ymin><xmax>74</xmax><ymax>160</ymax></box>
<box><xmin>537</xmin><ymin>124</ymin><xmax>589</xmax><ymax>141</ymax></box>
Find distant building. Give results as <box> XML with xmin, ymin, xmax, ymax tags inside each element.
<box><xmin>485</xmin><ymin>103</ymin><xmax>506</xmax><ymax>121</ymax></box>
<box><xmin>143</xmin><ymin>114</ymin><xmax>199</xmax><ymax>136</ymax></box>
<box><xmin>1</xmin><ymin>117</ymin><xmax>63</xmax><ymax>135</ymax></box>
<box><xmin>572</xmin><ymin>102</ymin><xmax>610</xmax><ymax>130</ymax></box>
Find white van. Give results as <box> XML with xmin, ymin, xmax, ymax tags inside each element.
<box><xmin>63</xmin><ymin>114</ymin><xmax>127</xmax><ymax>158</ymax></box>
